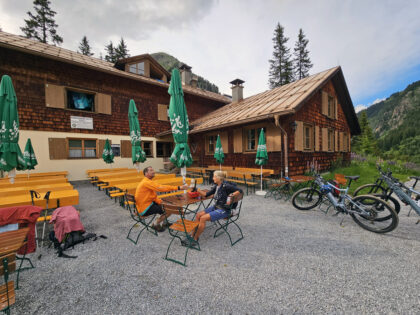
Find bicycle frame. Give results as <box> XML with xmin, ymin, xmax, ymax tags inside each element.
<box><xmin>381</xmin><ymin>173</ymin><xmax>420</xmax><ymax>216</ymax></box>
<box><xmin>314</xmin><ymin>176</ymin><xmax>372</xmax><ymax>217</ymax></box>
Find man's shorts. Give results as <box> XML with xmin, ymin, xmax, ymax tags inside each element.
<box><xmin>141</xmin><ymin>202</ymin><xmax>164</xmax><ymax>216</ymax></box>
<box><xmin>205</xmin><ymin>205</ymin><xmax>229</xmax><ymax>222</ymax></box>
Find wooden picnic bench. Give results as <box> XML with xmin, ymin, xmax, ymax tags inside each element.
<box><xmin>0</xmin><ymin>190</ymin><xmax>79</xmax><ymax>208</ymax></box>
<box><xmin>0</xmin><ymin>227</ymin><xmax>31</xmax><ymax>313</ymax></box>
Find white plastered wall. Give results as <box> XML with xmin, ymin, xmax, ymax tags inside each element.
<box><xmin>17</xmin><ymin>130</ymin><xmax>166</xmax><ymax>181</ymax></box>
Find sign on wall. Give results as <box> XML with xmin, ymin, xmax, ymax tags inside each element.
<box><xmin>70</xmin><ymin>116</ymin><xmax>93</xmax><ymax>130</ymax></box>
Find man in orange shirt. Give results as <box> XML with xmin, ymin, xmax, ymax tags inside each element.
<box><xmin>135</xmin><ymin>166</ymin><xmax>188</xmax><ymax>232</ymax></box>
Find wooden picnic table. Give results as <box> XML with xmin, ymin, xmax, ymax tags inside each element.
<box><xmin>282</xmin><ymin>175</ymin><xmax>314</xmax><ymax>183</ymax></box>
<box><xmin>115</xmin><ymin>177</ymin><xmax>203</xmax><ymax>195</ymax></box>
<box><xmin>0</xmin><ymin>189</ymin><xmax>79</xmax><ymax>208</ymax></box>
<box><xmin>0</xmin><ymin>174</ymin><xmax>67</xmax><ymax>183</ymax></box>
<box><xmin>0</xmin><ymin>171</ymin><xmax>68</xmax><ymax>181</ymax></box>
<box><xmin>86</xmin><ymin>167</ymin><xmax>128</xmax><ymax>176</ymax></box>
<box><xmin>0</xmin><ymin>184</ymin><xmax>74</xmax><ymax>198</ymax></box>
<box><xmin>0</xmin><ymin>177</ymin><xmax>68</xmax><ymax>189</ymax></box>
<box><xmin>96</xmin><ymin>173</ymin><xmax>175</xmax><ymax>183</ymax></box>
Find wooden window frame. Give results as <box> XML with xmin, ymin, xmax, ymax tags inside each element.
<box><xmin>128</xmin><ymin>62</ymin><xmax>145</xmax><ymax>75</ymax></box>
<box><xmin>205</xmin><ymin>134</ymin><xmax>217</xmax><ymax>155</ymax></box>
<box><xmin>243</xmin><ymin>126</ymin><xmax>265</xmax><ymax>153</ymax></box>
<box><xmin>303</xmin><ymin>123</ymin><xmax>314</xmax><ymax>151</ymax></box>
<box><xmin>142</xmin><ymin>141</ymin><xmax>154</xmax><ymax>158</ymax></box>
<box><xmin>66</xmin><ymin>138</ymin><xmax>98</xmax><ymax>159</ymax></box>
<box><xmin>156</xmin><ymin>142</ymin><xmax>173</xmax><ymax>158</ymax></box>
<box><xmin>65</xmin><ymin>87</ymin><xmax>96</xmax><ymax>113</ymax></box>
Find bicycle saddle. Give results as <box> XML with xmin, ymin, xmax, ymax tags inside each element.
<box><xmin>345</xmin><ymin>175</ymin><xmax>360</xmax><ymax>181</ymax></box>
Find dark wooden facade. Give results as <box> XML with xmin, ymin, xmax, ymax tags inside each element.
<box><xmin>0</xmin><ymin>48</ymin><xmax>225</xmax><ymax>137</ymax></box>
<box><xmin>190</xmin><ymin>81</ymin><xmax>352</xmax><ymax>176</ymax></box>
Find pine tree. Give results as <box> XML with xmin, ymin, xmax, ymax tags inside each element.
<box><xmin>105</xmin><ymin>41</ymin><xmax>117</xmax><ymax>63</ymax></box>
<box><xmin>115</xmin><ymin>37</ymin><xmax>130</xmax><ymax>60</ymax></box>
<box><xmin>268</xmin><ymin>23</ymin><xmax>294</xmax><ymax>88</ymax></box>
<box><xmin>352</xmin><ymin>111</ymin><xmax>379</xmax><ymax>155</ymax></box>
<box><xmin>20</xmin><ymin>0</ymin><xmax>63</xmax><ymax>45</ymax></box>
<box><xmin>293</xmin><ymin>29</ymin><xmax>312</xmax><ymax>80</ymax></box>
<box><xmin>78</xmin><ymin>36</ymin><xmax>93</xmax><ymax>56</ymax></box>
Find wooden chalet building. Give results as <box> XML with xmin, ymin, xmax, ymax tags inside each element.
<box><xmin>186</xmin><ymin>67</ymin><xmax>361</xmax><ymax>176</ymax></box>
<box><xmin>0</xmin><ymin>31</ymin><xmax>230</xmax><ymax>180</ymax></box>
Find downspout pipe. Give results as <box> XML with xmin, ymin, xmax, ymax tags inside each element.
<box><xmin>274</xmin><ymin>114</ymin><xmax>289</xmax><ymax>177</ymax></box>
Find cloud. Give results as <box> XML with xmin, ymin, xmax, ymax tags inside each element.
<box><xmin>0</xmin><ymin>0</ymin><xmax>419</xmax><ymax>103</ymax></box>
<box><xmin>354</xmin><ymin>105</ymin><xmax>367</xmax><ymax>113</ymax></box>
<box><xmin>372</xmin><ymin>98</ymin><xmax>386</xmax><ymax>105</ymax></box>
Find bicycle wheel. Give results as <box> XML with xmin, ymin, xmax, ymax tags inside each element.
<box><xmin>291</xmin><ymin>188</ymin><xmax>322</xmax><ymax>210</ymax></box>
<box><xmin>372</xmin><ymin>194</ymin><xmax>401</xmax><ymax>216</ymax></box>
<box><xmin>349</xmin><ymin>195</ymin><xmax>399</xmax><ymax>233</ymax></box>
<box><xmin>353</xmin><ymin>184</ymin><xmax>386</xmax><ymax>196</ymax></box>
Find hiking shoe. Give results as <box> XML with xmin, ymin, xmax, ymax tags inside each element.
<box><xmin>151</xmin><ymin>224</ymin><xmax>166</xmax><ymax>232</ymax></box>
<box><xmin>162</xmin><ymin>221</ymin><xmax>172</xmax><ymax>228</ymax></box>
<box><xmin>181</xmin><ymin>237</ymin><xmax>198</xmax><ymax>247</ymax></box>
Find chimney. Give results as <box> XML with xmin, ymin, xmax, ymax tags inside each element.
<box><xmin>180</xmin><ymin>64</ymin><xmax>192</xmax><ymax>85</ymax></box>
<box><xmin>190</xmin><ymin>75</ymin><xmax>198</xmax><ymax>88</ymax></box>
<box><xmin>230</xmin><ymin>79</ymin><xmax>245</xmax><ymax>102</ymax></box>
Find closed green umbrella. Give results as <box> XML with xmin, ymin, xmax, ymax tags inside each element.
<box><xmin>0</xmin><ymin>75</ymin><xmax>26</xmax><ymax>183</ymax></box>
<box><xmin>214</xmin><ymin>134</ymin><xmax>224</xmax><ymax>170</ymax></box>
<box><xmin>255</xmin><ymin>128</ymin><xmax>268</xmax><ymax>195</ymax></box>
<box><xmin>24</xmin><ymin>138</ymin><xmax>37</xmax><ymax>177</ymax></box>
<box><xmin>128</xmin><ymin>99</ymin><xmax>146</xmax><ymax>171</ymax></box>
<box><xmin>102</xmin><ymin>139</ymin><xmax>114</xmax><ymax>165</ymax></box>
<box><xmin>168</xmin><ymin>68</ymin><xmax>192</xmax><ymax>182</ymax></box>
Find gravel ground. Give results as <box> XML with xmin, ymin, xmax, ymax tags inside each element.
<box><xmin>12</xmin><ymin>180</ymin><xmax>420</xmax><ymax>314</ymax></box>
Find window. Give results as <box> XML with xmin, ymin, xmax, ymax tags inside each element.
<box><xmin>206</xmin><ymin>135</ymin><xmax>217</xmax><ymax>154</ymax></box>
<box><xmin>156</xmin><ymin>142</ymin><xmax>173</xmax><ymax>157</ymax></box>
<box><xmin>129</xmin><ymin>62</ymin><xmax>145</xmax><ymax>75</ymax></box>
<box><xmin>328</xmin><ymin>129</ymin><xmax>334</xmax><ymax>152</ymax></box>
<box><xmin>142</xmin><ymin>141</ymin><xmax>153</xmax><ymax>157</ymax></box>
<box><xmin>68</xmin><ymin>139</ymin><xmax>97</xmax><ymax>158</ymax></box>
<box><xmin>111</xmin><ymin>144</ymin><xmax>120</xmax><ymax>157</ymax></box>
<box><xmin>303</xmin><ymin>124</ymin><xmax>313</xmax><ymax>151</ymax></box>
<box><xmin>244</xmin><ymin>127</ymin><xmax>265</xmax><ymax>152</ymax></box>
<box><xmin>67</xmin><ymin>90</ymin><xmax>95</xmax><ymax>112</ymax></box>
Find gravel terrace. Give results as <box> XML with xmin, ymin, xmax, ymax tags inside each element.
<box><xmin>13</xmin><ymin>180</ymin><xmax>420</xmax><ymax>314</ymax></box>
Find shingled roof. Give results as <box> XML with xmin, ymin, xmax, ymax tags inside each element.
<box><xmin>0</xmin><ymin>31</ymin><xmax>230</xmax><ymax>104</ymax></box>
<box><xmin>190</xmin><ymin>66</ymin><xmax>360</xmax><ymax>135</ymax></box>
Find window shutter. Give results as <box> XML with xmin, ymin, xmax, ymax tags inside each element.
<box><xmin>348</xmin><ymin>134</ymin><xmax>351</xmax><ymax>152</ymax></box>
<box><xmin>335</xmin><ymin>131</ymin><xmax>339</xmax><ymax>152</ymax></box>
<box><xmin>322</xmin><ymin>128</ymin><xmax>328</xmax><ymax>152</ymax></box>
<box><xmin>220</xmin><ymin>132</ymin><xmax>229</xmax><ymax>154</ymax></box>
<box><xmin>334</xmin><ymin>98</ymin><xmax>338</xmax><ymax>119</ymax></box>
<box><xmin>97</xmin><ymin>93</ymin><xmax>112</xmax><ymax>115</ymax></box>
<box><xmin>294</xmin><ymin>121</ymin><xmax>304</xmax><ymax>151</ymax></box>
<box><xmin>98</xmin><ymin>139</ymin><xmax>109</xmax><ymax>156</ymax></box>
<box><xmin>45</xmin><ymin>84</ymin><xmax>65</xmax><ymax>109</ymax></box>
<box><xmin>321</xmin><ymin>91</ymin><xmax>328</xmax><ymax>115</ymax></box>
<box><xmin>233</xmin><ymin>128</ymin><xmax>242</xmax><ymax>153</ymax></box>
<box><xmin>339</xmin><ymin>132</ymin><xmax>344</xmax><ymax>152</ymax></box>
<box><xmin>266</xmin><ymin>124</ymin><xmax>281</xmax><ymax>152</ymax></box>
<box><xmin>49</xmin><ymin>138</ymin><xmax>67</xmax><ymax>159</ymax></box>
<box><xmin>315</xmin><ymin>126</ymin><xmax>320</xmax><ymax>151</ymax></box>
<box><xmin>158</xmin><ymin>104</ymin><xmax>168</xmax><ymax>121</ymax></box>
<box><xmin>120</xmin><ymin>140</ymin><xmax>132</xmax><ymax>158</ymax></box>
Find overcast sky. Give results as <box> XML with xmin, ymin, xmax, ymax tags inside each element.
<box><xmin>1</xmin><ymin>0</ymin><xmax>420</xmax><ymax>111</ymax></box>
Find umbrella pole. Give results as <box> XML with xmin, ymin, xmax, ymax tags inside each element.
<box><xmin>255</xmin><ymin>165</ymin><xmax>266</xmax><ymax>196</ymax></box>
<box><xmin>181</xmin><ymin>166</ymin><xmax>187</xmax><ymax>192</ymax></box>
<box><xmin>219</xmin><ymin>164</ymin><xmax>221</xmax><ymax>171</ymax></box>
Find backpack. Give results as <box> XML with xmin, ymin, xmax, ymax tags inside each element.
<box><xmin>49</xmin><ymin>230</ymin><xmax>97</xmax><ymax>258</ymax></box>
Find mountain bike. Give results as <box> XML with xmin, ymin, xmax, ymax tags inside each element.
<box><xmin>291</xmin><ymin>173</ymin><xmax>399</xmax><ymax>233</ymax></box>
<box><xmin>375</xmin><ymin>167</ymin><xmax>420</xmax><ymax>220</ymax></box>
